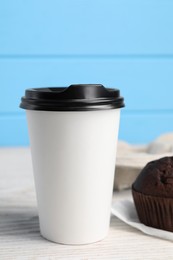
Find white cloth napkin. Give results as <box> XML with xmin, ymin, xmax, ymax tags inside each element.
<box><xmin>111</xmin><ymin>199</ymin><xmax>173</xmax><ymax>241</ymax></box>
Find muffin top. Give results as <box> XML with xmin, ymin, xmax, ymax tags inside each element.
<box><xmin>132</xmin><ymin>156</ymin><xmax>173</xmax><ymax>198</ymax></box>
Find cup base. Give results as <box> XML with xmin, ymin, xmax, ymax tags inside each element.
<box><xmin>40</xmin><ymin>230</ymin><xmax>109</xmax><ymax>245</ymax></box>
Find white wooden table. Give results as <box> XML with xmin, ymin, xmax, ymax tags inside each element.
<box><xmin>0</xmin><ymin>148</ymin><xmax>173</xmax><ymax>259</ymax></box>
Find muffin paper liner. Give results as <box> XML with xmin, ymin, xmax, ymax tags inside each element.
<box><xmin>132</xmin><ymin>188</ymin><xmax>173</xmax><ymax>232</ymax></box>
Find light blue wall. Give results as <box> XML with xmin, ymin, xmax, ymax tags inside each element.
<box><xmin>0</xmin><ymin>0</ymin><xmax>173</xmax><ymax>146</ymax></box>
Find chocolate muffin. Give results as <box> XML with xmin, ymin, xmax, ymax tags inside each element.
<box><xmin>132</xmin><ymin>156</ymin><xmax>173</xmax><ymax>232</ymax></box>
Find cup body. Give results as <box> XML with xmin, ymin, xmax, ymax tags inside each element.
<box><xmin>26</xmin><ymin>108</ymin><xmax>120</xmax><ymax>244</ymax></box>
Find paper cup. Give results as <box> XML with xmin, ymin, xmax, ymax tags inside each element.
<box><xmin>20</xmin><ymin>84</ymin><xmax>124</xmax><ymax>244</ymax></box>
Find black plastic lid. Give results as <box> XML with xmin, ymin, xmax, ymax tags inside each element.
<box><xmin>20</xmin><ymin>84</ymin><xmax>125</xmax><ymax>111</ymax></box>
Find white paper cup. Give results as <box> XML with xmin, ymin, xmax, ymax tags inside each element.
<box><xmin>20</xmin><ymin>84</ymin><xmax>124</xmax><ymax>244</ymax></box>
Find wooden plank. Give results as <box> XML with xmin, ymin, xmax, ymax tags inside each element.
<box><xmin>120</xmin><ymin>110</ymin><xmax>173</xmax><ymax>144</ymax></box>
<box><xmin>1</xmin><ymin>112</ymin><xmax>173</xmax><ymax>145</ymax></box>
<box><xmin>0</xmin><ymin>114</ymin><xmax>29</xmax><ymax>146</ymax></box>
<box><xmin>0</xmin><ymin>0</ymin><xmax>173</xmax><ymax>55</ymax></box>
<box><xmin>0</xmin><ymin>58</ymin><xmax>173</xmax><ymax>113</ymax></box>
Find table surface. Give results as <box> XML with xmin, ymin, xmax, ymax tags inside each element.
<box><xmin>0</xmin><ymin>148</ymin><xmax>173</xmax><ymax>260</ymax></box>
